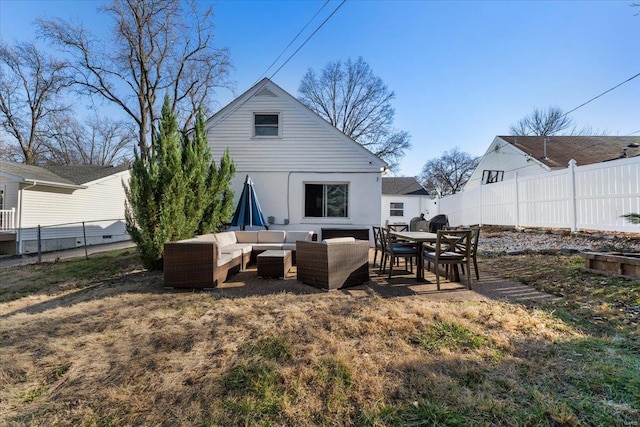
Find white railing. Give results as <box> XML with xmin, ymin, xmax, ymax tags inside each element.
<box><xmin>0</xmin><ymin>208</ymin><xmax>15</xmax><ymax>231</ymax></box>
<box><xmin>437</xmin><ymin>156</ymin><xmax>640</xmax><ymax>233</ymax></box>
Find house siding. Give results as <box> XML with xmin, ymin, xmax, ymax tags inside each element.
<box><xmin>208</xmin><ymin>84</ymin><xmax>382</xmax><ymax>173</ymax></box>
<box><xmin>17</xmin><ymin>171</ymin><xmax>130</xmax><ymax>253</ymax></box>
<box><xmin>466</xmin><ymin>137</ymin><xmax>548</xmax><ymax>190</ymax></box>
<box><xmin>207</xmin><ymin>80</ymin><xmax>385</xmax><ymax>242</ymax></box>
<box><xmin>0</xmin><ymin>179</ymin><xmax>19</xmax><ymax>214</ymax></box>
<box><xmin>381</xmin><ymin>195</ymin><xmax>436</xmax><ymax>226</ymax></box>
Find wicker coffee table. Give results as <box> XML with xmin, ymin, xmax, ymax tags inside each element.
<box><xmin>257</xmin><ymin>250</ymin><xmax>292</xmax><ymax>279</ymax></box>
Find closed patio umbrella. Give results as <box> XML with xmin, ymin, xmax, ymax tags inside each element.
<box><xmin>230</xmin><ymin>175</ymin><xmax>268</xmax><ymax>230</ymax></box>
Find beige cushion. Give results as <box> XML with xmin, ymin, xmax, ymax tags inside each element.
<box><xmin>193</xmin><ymin>234</ymin><xmax>217</xmax><ymax>243</ymax></box>
<box><xmin>322</xmin><ymin>237</ymin><xmax>356</xmax><ymax>245</ymax></box>
<box><xmin>215</xmin><ymin>231</ymin><xmax>237</xmax><ymax>247</ymax></box>
<box><xmin>258</xmin><ymin>230</ymin><xmax>286</xmax><ymax>243</ymax></box>
<box><xmin>252</xmin><ymin>243</ymin><xmax>285</xmax><ymax>251</ymax></box>
<box><xmin>222</xmin><ymin>244</ymin><xmax>253</xmax><ymax>255</ymax></box>
<box><xmin>285</xmin><ymin>231</ymin><xmax>314</xmax><ymax>243</ymax></box>
<box><xmin>282</xmin><ymin>243</ymin><xmax>297</xmax><ymax>251</ymax></box>
<box><xmin>235</xmin><ymin>231</ymin><xmax>259</xmax><ymax>243</ymax></box>
<box><xmin>216</xmin><ymin>253</ymin><xmax>235</xmax><ymax>267</ymax></box>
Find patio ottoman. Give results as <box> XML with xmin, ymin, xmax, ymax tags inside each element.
<box><xmin>257</xmin><ymin>250</ymin><xmax>292</xmax><ymax>279</ymax></box>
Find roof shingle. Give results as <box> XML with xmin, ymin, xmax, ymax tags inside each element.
<box><xmin>382</xmin><ymin>177</ymin><xmax>429</xmax><ymax>195</ymax></box>
<box><xmin>499</xmin><ymin>136</ymin><xmax>640</xmax><ymax>169</ymax></box>
<box><xmin>0</xmin><ymin>160</ymin><xmax>128</xmax><ymax>186</ymax></box>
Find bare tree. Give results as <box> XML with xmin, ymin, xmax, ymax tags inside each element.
<box><xmin>509</xmin><ymin>106</ymin><xmax>575</xmax><ymax>136</ymax></box>
<box><xmin>43</xmin><ymin>114</ymin><xmax>134</xmax><ymax>165</ymax></box>
<box><xmin>38</xmin><ymin>0</ymin><xmax>232</xmax><ymax>161</ymax></box>
<box><xmin>418</xmin><ymin>148</ymin><xmax>479</xmax><ymax>197</ymax></box>
<box><xmin>298</xmin><ymin>57</ymin><xmax>410</xmax><ymax>171</ymax></box>
<box><xmin>0</xmin><ymin>41</ymin><xmax>72</xmax><ymax>164</ymax></box>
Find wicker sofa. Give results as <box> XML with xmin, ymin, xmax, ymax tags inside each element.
<box><xmin>296</xmin><ymin>237</ymin><xmax>370</xmax><ymax>291</ymax></box>
<box><xmin>163</xmin><ymin>230</ymin><xmax>314</xmax><ymax>288</ymax></box>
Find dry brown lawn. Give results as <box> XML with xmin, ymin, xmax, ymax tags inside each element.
<box><xmin>0</xmin><ymin>248</ymin><xmax>638</xmax><ymax>426</ymax></box>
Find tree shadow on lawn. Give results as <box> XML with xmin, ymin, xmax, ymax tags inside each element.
<box><xmin>2</xmin><ymin>261</ymin><xmax>562</xmax><ymax>320</ymax></box>
<box><xmin>0</xmin><ymin>269</ymin><xmax>165</xmax><ymax>319</ymax></box>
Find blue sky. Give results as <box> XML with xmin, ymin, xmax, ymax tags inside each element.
<box><xmin>1</xmin><ymin>0</ymin><xmax>639</xmax><ymax>177</ymax></box>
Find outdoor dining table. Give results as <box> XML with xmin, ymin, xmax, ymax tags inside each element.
<box><xmin>390</xmin><ymin>231</ymin><xmax>438</xmax><ymax>282</ymax></box>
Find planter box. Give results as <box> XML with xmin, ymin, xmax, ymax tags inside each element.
<box><xmin>581</xmin><ymin>252</ymin><xmax>640</xmax><ymax>280</ymax></box>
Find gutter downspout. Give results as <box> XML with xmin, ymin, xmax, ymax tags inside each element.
<box><xmin>17</xmin><ymin>181</ymin><xmax>37</xmax><ymax>255</ymax></box>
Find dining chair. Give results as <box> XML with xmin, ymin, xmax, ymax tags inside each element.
<box><xmin>443</xmin><ymin>225</ymin><xmax>480</xmax><ymax>280</ymax></box>
<box><xmin>372</xmin><ymin>225</ymin><xmax>384</xmax><ymax>268</ymax></box>
<box><xmin>381</xmin><ymin>227</ymin><xmax>418</xmax><ymax>279</ymax></box>
<box><xmin>423</xmin><ymin>229</ymin><xmax>472</xmax><ymax>290</ymax></box>
<box><xmin>388</xmin><ymin>224</ymin><xmax>409</xmax><ymax>232</ymax></box>
<box><xmin>468</xmin><ymin>226</ymin><xmax>480</xmax><ymax>280</ymax></box>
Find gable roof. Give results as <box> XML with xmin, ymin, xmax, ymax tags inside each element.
<box><xmin>0</xmin><ymin>160</ymin><xmax>128</xmax><ymax>189</ymax></box>
<box><xmin>0</xmin><ymin>160</ymin><xmax>76</xmax><ymax>186</ymax></box>
<box><xmin>206</xmin><ymin>78</ymin><xmax>387</xmax><ymax>171</ymax></box>
<box><xmin>45</xmin><ymin>164</ymin><xmax>129</xmax><ymax>185</ymax></box>
<box><xmin>382</xmin><ymin>177</ymin><xmax>429</xmax><ymax>195</ymax></box>
<box><xmin>499</xmin><ymin>136</ymin><xmax>640</xmax><ymax>169</ymax></box>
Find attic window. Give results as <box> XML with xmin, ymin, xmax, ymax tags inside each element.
<box><xmin>481</xmin><ymin>170</ymin><xmax>504</xmax><ymax>185</ymax></box>
<box><xmin>254</xmin><ymin>113</ymin><xmax>280</xmax><ymax>137</ymax></box>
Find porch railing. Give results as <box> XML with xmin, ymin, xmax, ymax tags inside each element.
<box><xmin>0</xmin><ymin>208</ymin><xmax>15</xmax><ymax>231</ymax></box>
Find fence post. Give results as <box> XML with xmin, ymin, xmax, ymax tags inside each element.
<box><xmin>479</xmin><ymin>185</ymin><xmax>483</xmax><ymax>226</ymax></box>
<box><xmin>37</xmin><ymin>225</ymin><xmax>42</xmax><ymax>264</ymax></box>
<box><xmin>568</xmin><ymin>159</ymin><xmax>577</xmax><ymax>233</ymax></box>
<box><xmin>82</xmin><ymin>221</ymin><xmax>89</xmax><ymax>259</ymax></box>
<box><xmin>514</xmin><ymin>172</ymin><xmax>520</xmax><ymax>229</ymax></box>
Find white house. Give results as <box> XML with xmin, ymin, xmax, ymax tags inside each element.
<box><xmin>0</xmin><ymin>161</ymin><xmax>130</xmax><ymax>255</ymax></box>
<box><xmin>205</xmin><ymin>78</ymin><xmax>387</xmax><ymax>241</ymax></box>
<box><xmin>465</xmin><ymin>135</ymin><xmax>640</xmax><ymax>190</ymax></box>
<box><xmin>381</xmin><ymin>177</ymin><xmax>434</xmax><ymax>227</ymax></box>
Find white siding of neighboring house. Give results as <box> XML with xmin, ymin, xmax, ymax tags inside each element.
<box><xmin>17</xmin><ymin>171</ymin><xmax>130</xmax><ymax>253</ymax></box>
<box><xmin>207</xmin><ymin>80</ymin><xmax>385</xmax><ymax>241</ymax></box>
<box><xmin>381</xmin><ymin>195</ymin><xmax>436</xmax><ymax>226</ymax></box>
<box><xmin>0</xmin><ymin>178</ymin><xmax>19</xmax><ymax>216</ymax></box>
<box><xmin>465</xmin><ymin>136</ymin><xmax>549</xmax><ymax>190</ymax></box>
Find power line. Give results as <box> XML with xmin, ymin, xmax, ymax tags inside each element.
<box><xmin>210</xmin><ymin>0</ymin><xmax>347</xmax><ymax>126</ymax></box>
<box><xmin>255</xmin><ymin>0</ymin><xmax>331</xmax><ymax>84</ymax></box>
<box><xmin>268</xmin><ymin>0</ymin><xmax>347</xmax><ymax>80</ymax></box>
<box><xmin>562</xmin><ymin>72</ymin><xmax>640</xmax><ymax>117</ymax></box>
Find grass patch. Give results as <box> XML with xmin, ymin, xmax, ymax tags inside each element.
<box><xmin>1</xmin><ymin>247</ymin><xmax>639</xmax><ymax>426</ymax></box>
<box><xmin>0</xmin><ymin>249</ymin><xmax>139</xmax><ymax>303</ymax></box>
<box><xmin>15</xmin><ymin>386</ymin><xmax>48</xmax><ymax>403</ymax></box>
<box><xmin>243</xmin><ymin>335</ymin><xmax>292</xmax><ymax>362</ymax></box>
<box><xmin>220</xmin><ymin>363</ymin><xmax>284</xmax><ymax>425</ymax></box>
<box><xmin>481</xmin><ymin>253</ymin><xmax>640</xmax><ymax>339</ymax></box>
<box><xmin>411</xmin><ymin>320</ymin><xmax>488</xmax><ymax>352</ymax></box>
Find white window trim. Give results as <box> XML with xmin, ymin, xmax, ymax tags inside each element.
<box><xmin>390</xmin><ymin>201</ymin><xmax>404</xmax><ymax>217</ymax></box>
<box><xmin>303</xmin><ymin>181</ymin><xmax>350</xmax><ymax>220</ymax></box>
<box><xmin>252</xmin><ymin>112</ymin><xmax>281</xmax><ymax>138</ymax></box>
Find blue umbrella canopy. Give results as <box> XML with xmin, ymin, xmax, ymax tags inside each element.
<box><xmin>230</xmin><ymin>175</ymin><xmax>268</xmax><ymax>230</ymax></box>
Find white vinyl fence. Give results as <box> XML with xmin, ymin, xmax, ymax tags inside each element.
<box><xmin>437</xmin><ymin>156</ymin><xmax>640</xmax><ymax>233</ymax></box>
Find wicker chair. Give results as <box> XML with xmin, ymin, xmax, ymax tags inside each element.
<box><xmin>296</xmin><ymin>238</ymin><xmax>370</xmax><ymax>291</ymax></box>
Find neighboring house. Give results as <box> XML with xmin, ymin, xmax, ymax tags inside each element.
<box><xmin>381</xmin><ymin>177</ymin><xmax>434</xmax><ymax>226</ymax></box>
<box><xmin>0</xmin><ymin>161</ymin><xmax>130</xmax><ymax>255</ymax></box>
<box><xmin>205</xmin><ymin>78</ymin><xmax>387</xmax><ymax>240</ymax></box>
<box><xmin>465</xmin><ymin>135</ymin><xmax>640</xmax><ymax>190</ymax></box>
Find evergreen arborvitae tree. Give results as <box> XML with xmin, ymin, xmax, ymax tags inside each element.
<box><xmin>125</xmin><ymin>97</ymin><xmax>236</xmax><ymax>270</ymax></box>
<box><xmin>199</xmin><ymin>148</ymin><xmax>236</xmax><ymax>234</ymax></box>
